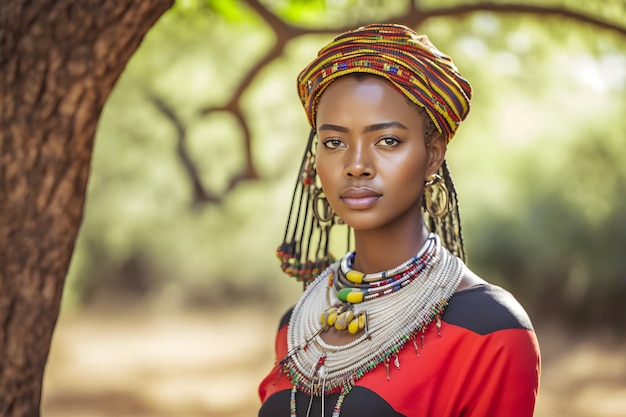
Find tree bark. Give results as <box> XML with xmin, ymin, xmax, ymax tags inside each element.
<box><xmin>0</xmin><ymin>1</ymin><xmax>172</xmax><ymax>415</ymax></box>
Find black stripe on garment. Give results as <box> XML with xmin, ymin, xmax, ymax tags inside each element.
<box><xmin>259</xmin><ymin>386</ymin><xmax>406</xmax><ymax>417</ymax></box>
<box><xmin>442</xmin><ymin>283</ymin><xmax>534</xmax><ymax>335</ymax></box>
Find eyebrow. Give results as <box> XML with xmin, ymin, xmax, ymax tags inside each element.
<box><xmin>318</xmin><ymin>121</ymin><xmax>408</xmax><ymax>133</ymax></box>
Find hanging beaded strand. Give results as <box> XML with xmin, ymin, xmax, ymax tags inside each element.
<box><xmin>276</xmin><ymin>129</ymin><xmax>348</xmax><ymax>287</ymax></box>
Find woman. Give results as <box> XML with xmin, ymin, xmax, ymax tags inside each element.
<box><xmin>259</xmin><ymin>24</ymin><xmax>540</xmax><ymax>417</ymax></box>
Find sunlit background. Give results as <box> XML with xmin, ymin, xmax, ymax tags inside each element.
<box><xmin>42</xmin><ymin>1</ymin><xmax>626</xmax><ymax>416</ymax></box>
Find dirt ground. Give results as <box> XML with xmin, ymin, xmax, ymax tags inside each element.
<box><xmin>42</xmin><ymin>305</ymin><xmax>626</xmax><ymax>417</ymax></box>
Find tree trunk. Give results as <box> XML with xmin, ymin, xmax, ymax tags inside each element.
<box><xmin>0</xmin><ymin>1</ymin><xmax>173</xmax><ymax>415</ymax></box>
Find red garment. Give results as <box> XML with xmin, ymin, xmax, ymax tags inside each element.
<box><xmin>259</xmin><ymin>284</ymin><xmax>540</xmax><ymax>417</ymax></box>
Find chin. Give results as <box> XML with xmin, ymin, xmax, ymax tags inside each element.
<box><xmin>337</xmin><ymin>215</ymin><xmax>385</xmax><ymax>232</ymax></box>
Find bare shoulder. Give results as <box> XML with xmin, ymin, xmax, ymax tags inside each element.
<box><xmin>455</xmin><ymin>266</ymin><xmax>487</xmax><ymax>292</ymax></box>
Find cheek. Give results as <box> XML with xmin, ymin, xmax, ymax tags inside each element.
<box><xmin>386</xmin><ymin>157</ymin><xmax>427</xmax><ymax>193</ymax></box>
<box><xmin>315</xmin><ymin>158</ymin><xmax>335</xmax><ymax>192</ymax></box>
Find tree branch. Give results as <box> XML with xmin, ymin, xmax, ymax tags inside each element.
<box><xmin>149</xmin><ymin>94</ymin><xmax>221</xmax><ymax>205</ymax></box>
<box><xmin>211</xmin><ymin>0</ymin><xmax>626</xmax><ymax>114</ymax></box>
<box><xmin>414</xmin><ymin>2</ymin><xmax>626</xmax><ymax>37</ymax></box>
<box><xmin>244</xmin><ymin>0</ymin><xmax>301</xmax><ymax>40</ymax></box>
<box><xmin>151</xmin><ymin>94</ymin><xmax>258</xmax><ymax>207</ymax></box>
<box><xmin>278</xmin><ymin>1</ymin><xmax>626</xmax><ymax>37</ymax></box>
<box><xmin>197</xmin><ymin>0</ymin><xmax>625</xmax><ymax>203</ymax></box>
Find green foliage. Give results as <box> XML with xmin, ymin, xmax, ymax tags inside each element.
<box><xmin>172</xmin><ymin>0</ymin><xmax>254</xmax><ymax>21</ymax></box>
<box><xmin>468</xmin><ymin>167</ymin><xmax>626</xmax><ymax>326</ymax></box>
<box><xmin>267</xmin><ymin>0</ymin><xmax>407</xmax><ymax>26</ymax></box>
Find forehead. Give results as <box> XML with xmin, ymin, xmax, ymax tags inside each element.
<box><xmin>316</xmin><ymin>76</ymin><xmax>423</xmax><ymax>127</ymax></box>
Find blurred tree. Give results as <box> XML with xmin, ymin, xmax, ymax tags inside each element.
<box><xmin>0</xmin><ymin>1</ymin><xmax>172</xmax><ymax>416</ymax></box>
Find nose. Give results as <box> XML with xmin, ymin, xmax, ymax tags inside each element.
<box><xmin>343</xmin><ymin>142</ymin><xmax>373</xmax><ymax>178</ymax></box>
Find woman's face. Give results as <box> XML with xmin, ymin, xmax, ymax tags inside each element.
<box><xmin>315</xmin><ymin>76</ymin><xmax>444</xmax><ymax>232</ymax></box>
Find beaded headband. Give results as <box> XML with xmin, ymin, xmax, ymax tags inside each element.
<box><xmin>297</xmin><ymin>23</ymin><xmax>472</xmax><ymax>141</ymax></box>
<box><xmin>278</xmin><ymin>24</ymin><xmax>472</xmax><ymax>285</ymax></box>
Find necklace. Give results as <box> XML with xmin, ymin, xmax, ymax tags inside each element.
<box><xmin>282</xmin><ymin>233</ymin><xmax>464</xmax><ymax>417</ymax></box>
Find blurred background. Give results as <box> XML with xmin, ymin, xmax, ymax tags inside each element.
<box><xmin>41</xmin><ymin>0</ymin><xmax>626</xmax><ymax>416</ymax></box>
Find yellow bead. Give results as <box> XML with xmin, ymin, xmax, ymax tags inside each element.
<box><xmin>327</xmin><ymin>311</ymin><xmax>338</xmax><ymax>326</ymax></box>
<box><xmin>348</xmin><ymin>318</ymin><xmax>360</xmax><ymax>334</ymax></box>
<box><xmin>321</xmin><ymin>308</ymin><xmax>337</xmax><ymax>326</ymax></box>
<box><xmin>358</xmin><ymin>314</ymin><xmax>366</xmax><ymax>330</ymax></box>
<box><xmin>346</xmin><ymin>270</ymin><xmax>365</xmax><ymax>284</ymax></box>
<box><xmin>334</xmin><ymin>311</ymin><xmax>355</xmax><ymax>331</ymax></box>
<box><xmin>346</xmin><ymin>291</ymin><xmax>364</xmax><ymax>304</ymax></box>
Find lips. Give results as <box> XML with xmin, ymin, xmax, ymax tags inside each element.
<box><xmin>340</xmin><ymin>187</ymin><xmax>382</xmax><ymax>209</ymax></box>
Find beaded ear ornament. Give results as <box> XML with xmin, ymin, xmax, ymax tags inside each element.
<box><xmin>423</xmin><ymin>161</ymin><xmax>467</xmax><ymax>263</ymax></box>
<box><xmin>276</xmin><ymin>129</ymin><xmax>351</xmax><ymax>287</ymax></box>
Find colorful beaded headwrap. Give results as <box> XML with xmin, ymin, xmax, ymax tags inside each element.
<box><xmin>277</xmin><ymin>23</ymin><xmax>473</xmax><ymax>285</ymax></box>
<box><xmin>299</xmin><ymin>23</ymin><xmax>472</xmax><ymax>140</ymax></box>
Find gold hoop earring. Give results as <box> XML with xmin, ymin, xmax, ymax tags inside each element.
<box><xmin>312</xmin><ymin>189</ymin><xmax>335</xmax><ymax>224</ymax></box>
<box><xmin>424</xmin><ymin>173</ymin><xmax>440</xmax><ymax>187</ymax></box>
<box><xmin>424</xmin><ymin>174</ymin><xmax>449</xmax><ymax>218</ymax></box>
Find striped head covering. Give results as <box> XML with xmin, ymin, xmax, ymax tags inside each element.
<box><xmin>297</xmin><ymin>24</ymin><xmax>472</xmax><ymax>141</ymax></box>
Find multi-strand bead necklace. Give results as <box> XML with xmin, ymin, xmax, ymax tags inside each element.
<box><xmin>281</xmin><ymin>233</ymin><xmax>464</xmax><ymax>417</ymax></box>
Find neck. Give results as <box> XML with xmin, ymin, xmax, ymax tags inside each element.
<box><xmin>351</xmin><ymin>216</ymin><xmax>430</xmax><ymax>274</ymax></box>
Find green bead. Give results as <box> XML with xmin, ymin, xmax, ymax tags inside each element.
<box><xmin>337</xmin><ymin>288</ymin><xmax>364</xmax><ymax>303</ymax></box>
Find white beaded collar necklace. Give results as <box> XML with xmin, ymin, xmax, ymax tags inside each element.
<box><xmin>281</xmin><ymin>233</ymin><xmax>464</xmax><ymax>417</ymax></box>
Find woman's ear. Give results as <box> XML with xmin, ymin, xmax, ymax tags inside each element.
<box><xmin>426</xmin><ymin>133</ymin><xmax>447</xmax><ymax>176</ymax></box>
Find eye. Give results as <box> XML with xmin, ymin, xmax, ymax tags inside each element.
<box><xmin>376</xmin><ymin>136</ymin><xmax>401</xmax><ymax>147</ymax></box>
<box><xmin>322</xmin><ymin>138</ymin><xmax>345</xmax><ymax>149</ymax></box>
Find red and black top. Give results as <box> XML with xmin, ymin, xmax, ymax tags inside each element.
<box><xmin>258</xmin><ymin>283</ymin><xmax>540</xmax><ymax>417</ymax></box>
